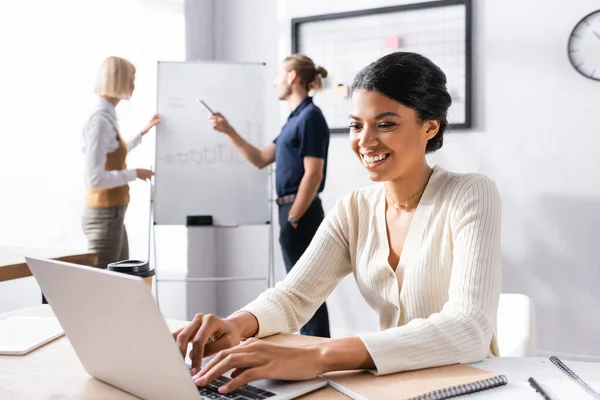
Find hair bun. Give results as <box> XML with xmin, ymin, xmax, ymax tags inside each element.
<box><xmin>316</xmin><ymin>66</ymin><xmax>328</xmax><ymax>78</ymax></box>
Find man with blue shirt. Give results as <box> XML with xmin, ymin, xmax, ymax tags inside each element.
<box><xmin>208</xmin><ymin>54</ymin><xmax>331</xmax><ymax>338</ymax></box>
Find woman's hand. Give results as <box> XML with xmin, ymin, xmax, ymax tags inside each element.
<box><xmin>141</xmin><ymin>113</ymin><xmax>161</xmax><ymax>136</ymax></box>
<box><xmin>209</xmin><ymin>112</ymin><xmax>235</xmax><ymax>136</ymax></box>
<box><xmin>193</xmin><ymin>339</ymin><xmax>325</xmax><ymax>394</ymax></box>
<box><xmin>136</xmin><ymin>168</ymin><xmax>153</xmax><ymax>181</ymax></box>
<box><xmin>173</xmin><ymin>313</ymin><xmax>243</xmax><ymax>374</ymax></box>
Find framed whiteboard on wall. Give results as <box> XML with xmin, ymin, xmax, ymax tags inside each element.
<box><xmin>291</xmin><ymin>0</ymin><xmax>472</xmax><ymax>133</ymax></box>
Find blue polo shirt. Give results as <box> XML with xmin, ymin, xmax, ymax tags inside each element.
<box><xmin>274</xmin><ymin>97</ymin><xmax>329</xmax><ymax>198</ymax></box>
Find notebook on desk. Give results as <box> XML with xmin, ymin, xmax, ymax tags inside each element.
<box><xmin>325</xmin><ymin>363</ymin><xmax>507</xmax><ymax>400</ymax></box>
<box><xmin>549</xmin><ymin>356</ymin><xmax>600</xmax><ymax>399</ymax></box>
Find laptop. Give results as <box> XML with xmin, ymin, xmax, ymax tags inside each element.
<box><xmin>26</xmin><ymin>257</ymin><xmax>327</xmax><ymax>400</ymax></box>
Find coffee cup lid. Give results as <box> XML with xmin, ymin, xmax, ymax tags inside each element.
<box><xmin>135</xmin><ymin>269</ymin><xmax>156</xmax><ymax>278</ymax></box>
<box><xmin>107</xmin><ymin>259</ymin><xmax>149</xmax><ymax>273</ymax></box>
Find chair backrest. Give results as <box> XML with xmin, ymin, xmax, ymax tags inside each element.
<box><xmin>496</xmin><ymin>293</ymin><xmax>537</xmax><ymax>357</ymax></box>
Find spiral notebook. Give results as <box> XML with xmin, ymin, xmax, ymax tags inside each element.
<box><xmin>325</xmin><ymin>364</ymin><xmax>507</xmax><ymax>400</ymax></box>
<box><xmin>550</xmin><ymin>356</ymin><xmax>600</xmax><ymax>399</ymax></box>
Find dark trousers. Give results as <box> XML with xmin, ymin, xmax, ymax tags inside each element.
<box><xmin>278</xmin><ymin>198</ymin><xmax>330</xmax><ymax>338</ymax></box>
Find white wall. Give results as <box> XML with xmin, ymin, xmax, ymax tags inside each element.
<box><xmin>443</xmin><ymin>0</ymin><xmax>600</xmax><ymax>361</ymax></box>
<box><xmin>272</xmin><ymin>0</ymin><xmax>600</xmax><ymax>361</ymax></box>
<box><xmin>185</xmin><ymin>0</ymin><xmax>215</xmax><ymax>60</ymax></box>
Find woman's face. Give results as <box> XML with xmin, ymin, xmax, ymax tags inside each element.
<box><xmin>349</xmin><ymin>89</ymin><xmax>438</xmax><ymax>182</ymax></box>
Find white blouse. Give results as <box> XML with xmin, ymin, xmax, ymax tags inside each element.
<box><xmin>81</xmin><ymin>97</ymin><xmax>142</xmax><ymax>189</ymax></box>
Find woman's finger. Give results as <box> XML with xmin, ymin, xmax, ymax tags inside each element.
<box><xmin>174</xmin><ymin>314</ymin><xmax>204</xmax><ymax>358</ymax></box>
<box><xmin>189</xmin><ymin>336</ymin><xmax>230</xmax><ymax>370</ymax></box>
<box><xmin>230</xmin><ymin>367</ymin><xmax>247</xmax><ymax>379</ymax></box>
<box><xmin>221</xmin><ymin>367</ymin><xmax>270</xmax><ymax>394</ymax></box>
<box><xmin>203</xmin><ymin>337</ymin><xmax>235</xmax><ymax>359</ymax></box>
<box><xmin>194</xmin><ymin>353</ymin><xmax>260</xmax><ymax>388</ymax></box>
<box><xmin>172</xmin><ymin>327</ymin><xmax>183</xmax><ymax>341</ymax></box>
<box><xmin>194</xmin><ymin>347</ymin><xmax>229</xmax><ymax>379</ymax></box>
<box><xmin>190</xmin><ymin>316</ymin><xmax>221</xmax><ymax>371</ymax></box>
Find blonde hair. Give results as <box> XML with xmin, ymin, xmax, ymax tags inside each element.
<box><xmin>94</xmin><ymin>56</ymin><xmax>136</xmax><ymax>99</ymax></box>
<box><xmin>283</xmin><ymin>54</ymin><xmax>328</xmax><ymax>93</ymax></box>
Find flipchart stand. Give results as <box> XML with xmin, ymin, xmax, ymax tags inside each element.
<box><xmin>147</xmin><ymin>167</ymin><xmax>276</xmax><ymax>315</ymax></box>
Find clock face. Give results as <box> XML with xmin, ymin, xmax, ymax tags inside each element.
<box><xmin>568</xmin><ymin>10</ymin><xmax>600</xmax><ymax>81</ymax></box>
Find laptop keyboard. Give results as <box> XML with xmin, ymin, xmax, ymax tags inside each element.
<box><xmin>197</xmin><ymin>376</ymin><xmax>276</xmax><ymax>399</ymax></box>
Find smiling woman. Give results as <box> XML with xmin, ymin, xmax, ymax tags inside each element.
<box><xmin>174</xmin><ymin>52</ymin><xmax>502</xmax><ymax>395</ymax></box>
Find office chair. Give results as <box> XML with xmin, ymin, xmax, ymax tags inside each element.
<box><xmin>496</xmin><ymin>293</ymin><xmax>537</xmax><ymax>357</ymax></box>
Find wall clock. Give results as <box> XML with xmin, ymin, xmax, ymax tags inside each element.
<box><xmin>568</xmin><ymin>10</ymin><xmax>600</xmax><ymax>81</ymax></box>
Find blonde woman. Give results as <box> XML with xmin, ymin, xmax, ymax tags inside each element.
<box><xmin>209</xmin><ymin>54</ymin><xmax>331</xmax><ymax>338</ymax></box>
<box><xmin>81</xmin><ymin>56</ymin><xmax>160</xmax><ymax>269</ymax></box>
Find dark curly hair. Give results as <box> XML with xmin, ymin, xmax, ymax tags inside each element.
<box><xmin>351</xmin><ymin>52</ymin><xmax>452</xmax><ymax>153</ymax></box>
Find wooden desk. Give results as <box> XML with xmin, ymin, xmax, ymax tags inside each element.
<box><xmin>3</xmin><ymin>306</ymin><xmax>599</xmax><ymax>399</ymax></box>
<box><xmin>0</xmin><ymin>246</ymin><xmax>96</xmax><ymax>282</ymax></box>
<box><xmin>0</xmin><ymin>305</ymin><xmax>344</xmax><ymax>399</ymax></box>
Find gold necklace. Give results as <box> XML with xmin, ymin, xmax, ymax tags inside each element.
<box><xmin>386</xmin><ymin>186</ymin><xmax>426</xmax><ymax>209</ymax></box>
<box><xmin>385</xmin><ymin>172</ymin><xmax>432</xmax><ymax>209</ymax></box>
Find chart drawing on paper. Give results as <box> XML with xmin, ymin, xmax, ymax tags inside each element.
<box><xmin>158</xmin><ymin>122</ymin><xmax>262</xmax><ymax>166</ymax></box>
